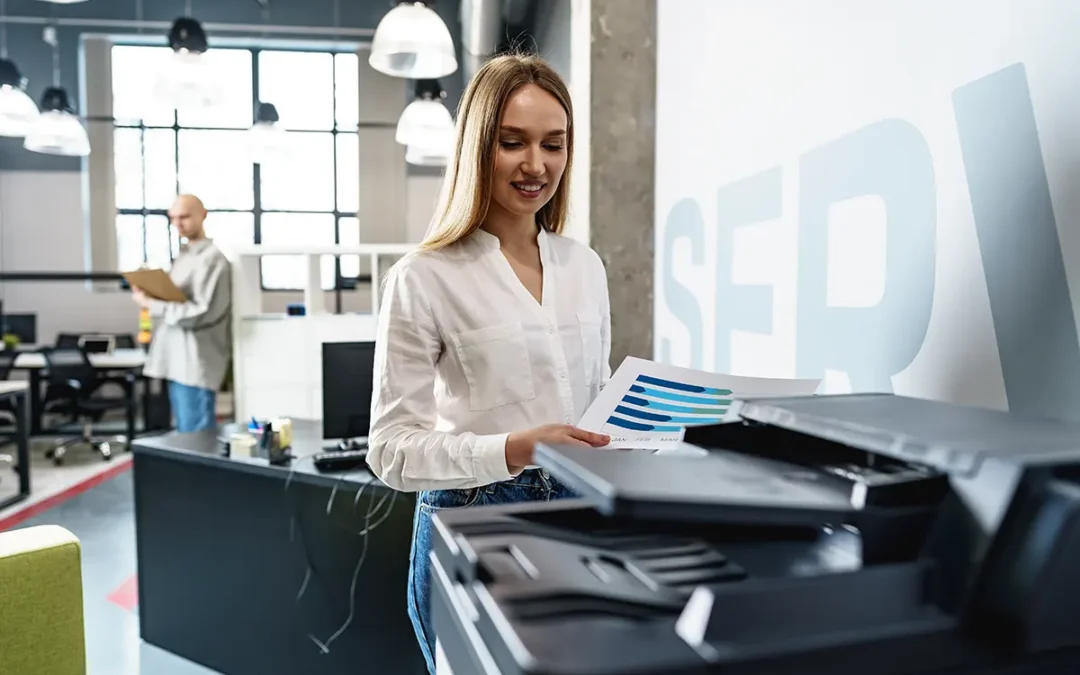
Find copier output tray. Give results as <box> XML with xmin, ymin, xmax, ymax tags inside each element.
<box><xmin>431</xmin><ymin>499</ymin><xmax>966</xmax><ymax>675</ymax></box>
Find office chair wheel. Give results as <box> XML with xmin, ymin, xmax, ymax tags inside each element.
<box><xmin>97</xmin><ymin>442</ymin><xmax>113</xmax><ymax>461</ymax></box>
<box><xmin>51</xmin><ymin>446</ymin><xmax>66</xmax><ymax>466</ymax></box>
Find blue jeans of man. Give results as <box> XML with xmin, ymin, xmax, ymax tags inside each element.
<box><xmin>167</xmin><ymin>381</ymin><xmax>217</xmax><ymax>433</ymax></box>
<box><xmin>407</xmin><ymin>469</ymin><xmax>576</xmax><ymax>674</ymax></box>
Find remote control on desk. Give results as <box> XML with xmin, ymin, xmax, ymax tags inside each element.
<box><xmin>313</xmin><ymin>449</ymin><xmax>369</xmax><ymax>473</ymax></box>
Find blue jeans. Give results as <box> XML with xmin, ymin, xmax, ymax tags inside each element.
<box><xmin>167</xmin><ymin>381</ymin><xmax>217</xmax><ymax>433</ymax></box>
<box><xmin>407</xmin><ymin>469</ymin><xmax>576</xmax><ymax>674</ymax></box>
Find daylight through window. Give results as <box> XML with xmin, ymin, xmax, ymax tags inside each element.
<box><xmin>111</xmin><ymin>44</ymin><xmax>362</xmax><ymax>290</ymax></box>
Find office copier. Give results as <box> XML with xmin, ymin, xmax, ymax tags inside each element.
<box><xmin>430</xmin><ymin>394</ymin><xmax>1080</xmax><ymax>675</ymax></box>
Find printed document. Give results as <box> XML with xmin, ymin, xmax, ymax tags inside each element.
<box><xmin>579</xmin><ymin>357</ymin><xmax>822</xmax><ymax>449</ymax></box>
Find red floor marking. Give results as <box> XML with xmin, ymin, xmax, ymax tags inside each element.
<box><xmin>107</xmin><ymin>574</ymin><xmax>139</xmax><ymax>612</ymax></box>
<box><xmin>0</xmin><ymin>457</ymin><xmax>133</xmax><ymax>532</ymax></box>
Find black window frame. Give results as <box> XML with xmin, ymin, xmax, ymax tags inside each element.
<box><xmin>111</xmin><ymin>44</ymin><xmax>362</xmax><ymax>293</ymax></box>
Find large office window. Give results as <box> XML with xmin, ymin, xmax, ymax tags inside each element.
<box><xmin>111</xmin><ymin>44</ymin><xmax>362</xmax><ymax>290</ymax></box>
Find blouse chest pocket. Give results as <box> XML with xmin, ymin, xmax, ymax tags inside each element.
<box><xmin>577</xmin><ymin>310</ymin><xmax>603</xmax><ymax>386</ymax></box>
<box><xmin>451</xmin><ymin>321</ymin><xmax>537</xmax><ymax>411</ymax></box>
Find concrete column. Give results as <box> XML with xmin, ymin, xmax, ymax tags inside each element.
<box><xmin>587</xmin><ymin>0</ymin><xmax>657</xmax><ymax>365</ymax></box>
<box><xmin>82</xmin><ymin>36</ymin><xmax>118</xmax><ymax>288</ymax></box>
<box><xmin>355</xmin><ymin>46</ymin><xmax>407</xmax><ymax>246</ymax></box>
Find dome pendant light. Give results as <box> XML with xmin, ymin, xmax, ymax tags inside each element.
<box><xmin>0</xmin><ymin>58</ymin><xmax>40</xmax><ymax>138</ymax></box>
<box><xmin>370</xmin><ymin>1</ymin><xmax>458</xmax><ymax>79</ymax></box>
<box><xmin>406</xmin><ymin>124</ymin><xmax>454</xmax><ymax>168</ymax></box>
<box><xmin>248</xmin><ymin>102</ymin><xmax>288</xmax><ymax>165</ymax></box>
<box><xmin>405</xmin><ymin>143</ymin><xmax>450</xmax><ymax>167</ymax></box>
<box><xmin>24</xmin><ymin>25</ymin><xmax>89</xmax><ymax>156</ymax></box>
<box><xmin>23</xmin><ymin>86</ymin><xmax>90</xmax><ymax>156</ymax></box>
<box><xmin>154</xmin><ymin>16</ymin><xmax>220</xmax><ymax>110</ymax></box>
<box><xmin>396</xmin><ymin>79</ymin><xmax>454</xmax><ymax>148</ymax></box>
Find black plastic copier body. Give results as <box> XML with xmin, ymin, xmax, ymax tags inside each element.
<box><xmin>430</xmin><ymin>394</ymin><xmax>1080</xmax><ymax>675</ymax></box>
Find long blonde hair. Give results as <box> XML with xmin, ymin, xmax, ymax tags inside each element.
<box><xmin>420</xmin><ymin>53</ymin><xmax>574</xmax><ymax>251</ymax></box>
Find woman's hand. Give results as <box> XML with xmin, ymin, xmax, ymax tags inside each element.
<box><xmin>505</xmin><ymin>424</ymin><xmax>610</xmax><ymax>473</ymax></box>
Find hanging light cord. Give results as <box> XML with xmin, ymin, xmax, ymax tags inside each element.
<box><xmin>0</xmin><ymin>0</ymin><xmax>8</xmax><ymax>60</ymax></box>
<box><xmin>332</xmin><ymin>0</ymin><xmax>340</xmax><ymax>50</ymax></box>
<box><xmin>185</xmin><ymin>0</ymin><xmax>193</xmax><ymax>17</ymax></box>
<box><xmin>44</xmin><ymin>5</ymin><xmax>59</xmax><ymax>88</ymax></box>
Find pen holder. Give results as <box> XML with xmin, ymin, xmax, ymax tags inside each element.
<box><xmin>263</xmin><ymin>421</ymin><xmax>292</xmax><ymax>465</ymax></box>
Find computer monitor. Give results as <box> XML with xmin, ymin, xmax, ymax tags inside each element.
<box><xmin>321</xmin><ymin>341</ymin><xmax>376</xmax><ymax>448</ymax></box>
<box><xmin>2</xmin><ymin>313</ymin><xmax>37</xmax><ymax>345</ymax></box>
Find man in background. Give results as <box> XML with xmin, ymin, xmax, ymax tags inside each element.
<box><xmin>132</xmin><ymin>194</ymin><xmax>231</xmax><ymax>433</ymax></box>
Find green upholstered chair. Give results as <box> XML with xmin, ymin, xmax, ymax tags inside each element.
<box><xmin>0</xmin><ymin>525</ymin><xmax>87</xmax><ymax>675</ymax></box>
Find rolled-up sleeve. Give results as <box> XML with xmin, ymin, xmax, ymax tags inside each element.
<box><xmin>366</xmin><ymin>260</ymin><xmax>514</xmax><ymax>492</ymax></box>
<box><xmin>150</xmin><ymin>254</ymin><xmax>230</xmax><ymax>329</ymax></box>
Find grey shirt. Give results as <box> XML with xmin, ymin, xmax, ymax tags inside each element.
<box><xmin>142</xmin><ymin>238</ymin><xmax>232</xmax><ymax>391</ymax></box>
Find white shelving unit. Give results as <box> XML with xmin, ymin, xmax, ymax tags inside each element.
<box><xmin>230</xmin><ymin>244</ymin><xmax>415</xmax><ymax>424</ymax></box>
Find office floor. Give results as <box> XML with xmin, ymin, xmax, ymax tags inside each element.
<box><xmin>0</xmin><ymin>436</ymin><xmax>134</xmax><ymax>526</ymax></box>
<box><xmin>10</xmin><ymin>468</ymin><xmax>220</xmax><ymax>675</ymax></box>
<box><xmin>0</xmin><ymin>391</ymin><xmax>233</xmax><ymax>525</ymax></box>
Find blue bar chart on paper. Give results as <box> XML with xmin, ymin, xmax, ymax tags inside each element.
<box><xmin>608</xmin><ymin>375</ymin><xmax>732</xmax><ymax>432</ymax></box>
<box><xmin>579</xmin><ymin>357</ymin><xmax>822</xmax><ymax>449</ymax></box>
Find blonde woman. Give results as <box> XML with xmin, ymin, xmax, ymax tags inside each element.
<box><xmin>367</xmin><ymin>53</ymin><xmax>611</xmax><ymax>672</ymax></box>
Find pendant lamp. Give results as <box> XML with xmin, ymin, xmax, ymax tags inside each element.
<box><xmin>406</xmin><ymin>125</ymin><xmax>453</xmax><ymax>167</ymax></box>
<box><xmin>248</xmin><ymin>102</ymin><xmax>288</xmax><ymax>164</ymax></box>
<box><xmin>396</xmin><ymin>79</ymin><xmax>453</xmax><ymax>149</ymax></box>
<box><xmin>0</xmin><ymin>58</ymin><xmax>39</xmax><ymax>137</ymax></box>
<box><xmin>370</xmin><ymin>2</ymin><xmax>457</xmax><ymax>79</ymax></box>
<box><xmin>23</xmin><ymin>86</ymin><xmax>90</xmax><ymax>156</ymax></box>
<box><xmin>154</xmin><ymin>17</ymin><xmax>220</xmax><ymax>110</ymax></box>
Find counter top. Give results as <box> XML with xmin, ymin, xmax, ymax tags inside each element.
<box><xmin>132</xmin><ymin>419</ymin><xmax>381</xmax><ymax>490</ymax></box>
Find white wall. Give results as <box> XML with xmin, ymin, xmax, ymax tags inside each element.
<box><xmin>0</xmin><ymin>170</ymin><xmax>442</xmax><ymax>343</ymax></box>
<box><xmin>0</xmin><ymin>171</ymin><xmax>136</xmax><ymax>342</ymax></box>
<box><xmin>655</xmin><ymin>0</ymin><xmax>1080</xmax><ymax>422</ymax></box>
<box><xmin>565</xmin><ymin>0</ymin><xmax>591</xmax><ymax>245</ymax></box>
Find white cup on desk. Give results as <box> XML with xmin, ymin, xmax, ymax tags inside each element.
<box><xmin>229</xmin><ymin>432</ymin><xmax>257</xmax><ymax>458</ymax></box>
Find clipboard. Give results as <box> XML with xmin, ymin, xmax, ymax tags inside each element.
<box><xmin>121</xmin><ymin>268</ymin><xmax>188</xmax><ymax>303</ymax></box>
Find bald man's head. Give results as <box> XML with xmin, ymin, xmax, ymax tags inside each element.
<box><xmin>169</xmin><ymin>194</ymin><xmax>207</xmax><ymax>241</ymax></box>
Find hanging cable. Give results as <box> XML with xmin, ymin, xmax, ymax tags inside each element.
<box><xmin>332</xmin><ymin>0</ymin><xmax>340</xmax><ymax>51</ymax></box>
<box><xmin>43</xmin><ymin>22</ymin><xmax>59</xmax><ymax>88</ymax></box>
<box><xmin>1</xmin><ymin>0</ymin><xmax>8</xmax><ymax>59</ymax></box>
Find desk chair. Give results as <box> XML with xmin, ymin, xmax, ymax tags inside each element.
<box><xmin>56</xmin><ymin>333</ymin><xmax>136</xmax><ymax>350</ymax></box>
<box><xmin>40</xmin><ymin>347</ymin><xmax>133</xmax><ymax>465</ymax></box>
<box><xmin>0</xmin><ymin>351</ymin><xmax>16</xmax><ymax>474</ymax></box>
<box><xmin>0</xmin><ymin>350</ymin><xmax>16</xmax><ymax>415</ymax></box>
<box><xmin>54</xmin><ymin>333</ymin><xmax>81</xmax><ymax>349</ymax></box>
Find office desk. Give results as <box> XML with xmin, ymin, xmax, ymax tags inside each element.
<box><xmin>13</xmin><ymin>348</ymin><xmax>147</xmax><ymax>371</ymax></box>
<box><xmin>0</xmin><ymin>381</ymin><xmax>30</xmax><ymax>510</ymax></box>
<box><xmin>14</xmin><ymin>348</ymin><xmax>146</xmax><ymax>442</ymax></box>
<box><xmin>132</xmin><ymin>421</ymin><xmax>425</xmax><ymax>675</ymax></box>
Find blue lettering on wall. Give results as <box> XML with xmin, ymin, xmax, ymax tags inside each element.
<box><xmin>660</xmin><ymin>198</ymin><xmax>705</xmax><ymax>368</ymax></box>
<box><xmin>953</xmin><ymin>63</ymin><xmax>1080</xmax><ymax>421</ymax></box>
<box><xmin>713</xmin><ymin>167</ymin><xmax>781</xmax><ymax>373</ymax></box>
<box><xmin>657</xmin><ymin>62</ymin><xmax>1080</xmax><ymax>419</ymax></box>
<box><xmin>796</xmin><ymin>119</ymin><xmax>937</xmax><ymax>391</ymax></box>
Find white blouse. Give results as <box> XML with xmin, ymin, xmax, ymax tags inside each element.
<box><xmin>367</xmin><ymin>227</ymin><xmax>611</xmax><ymax>493</ymax></box>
